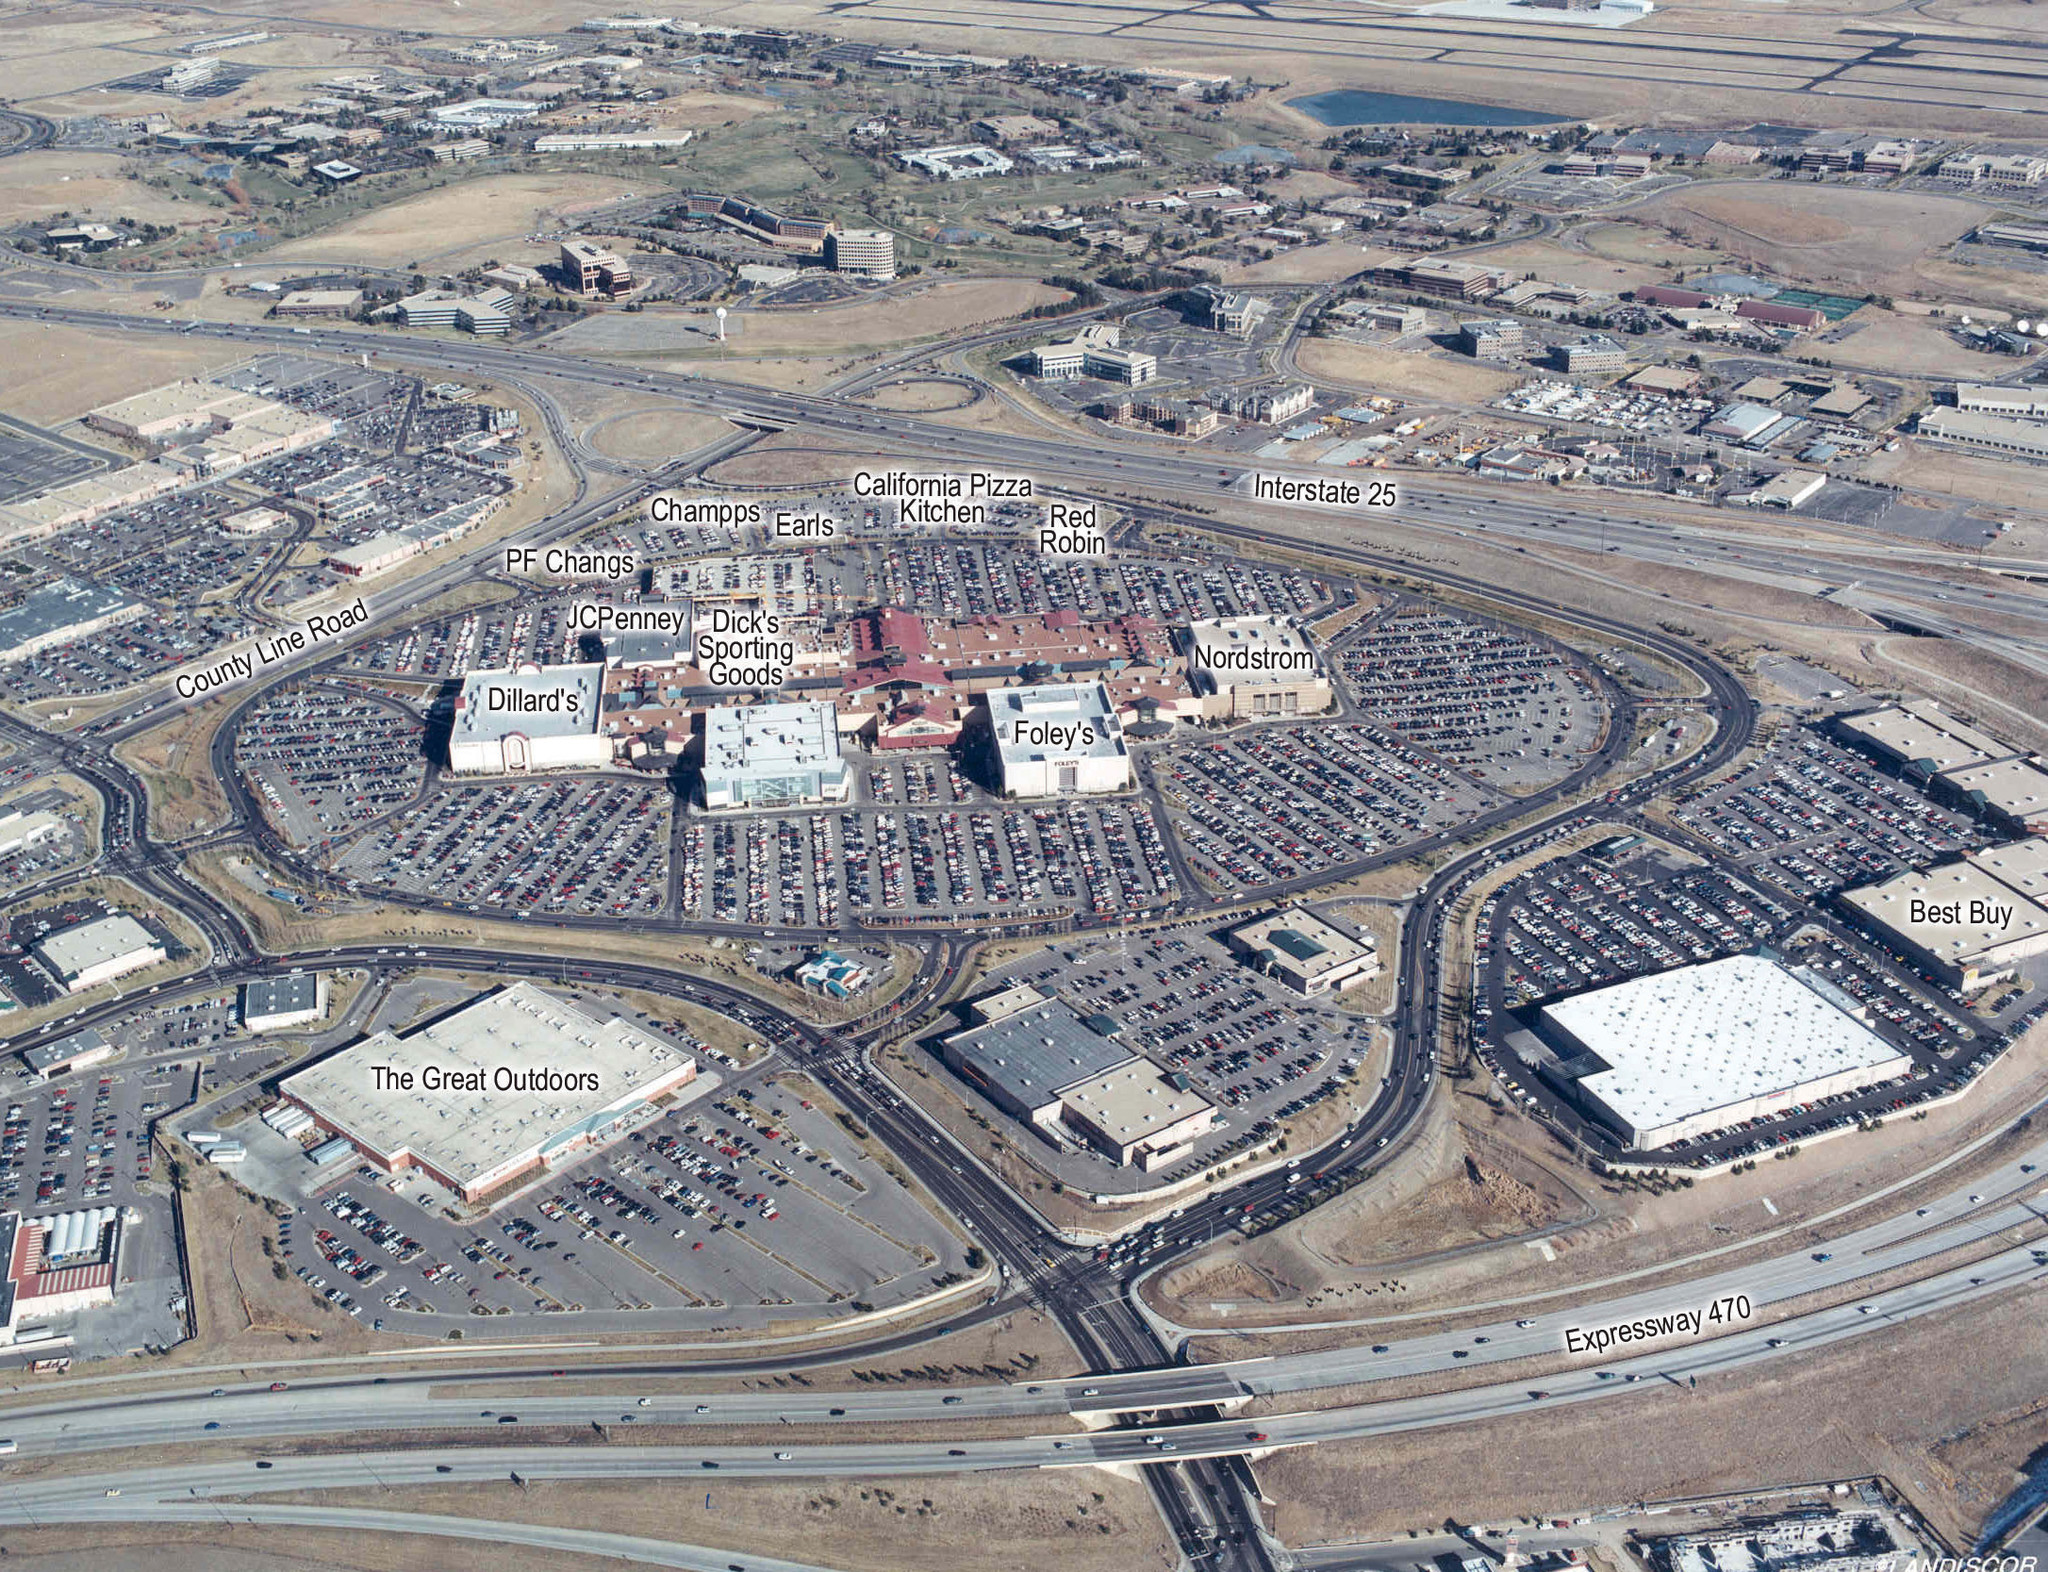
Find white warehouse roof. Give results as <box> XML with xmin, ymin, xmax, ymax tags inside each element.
<box><xmin>1542</xmin><ymin>954</ymin><xmax>1909</xmax><ymax>1141</ymax></box>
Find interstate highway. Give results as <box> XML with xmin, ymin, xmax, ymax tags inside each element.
<box><xmin>2</xmin><ymin>301</ymin><xmax>2039</xmax><ymax>660</ymax></box>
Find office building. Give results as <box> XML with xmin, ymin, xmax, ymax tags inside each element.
<box><xmin>1026</xmin><ymin>324</ymin><xmax>1156</xmax><ymax>384</ymax></box>
<box><xmin>1954</xmin><ymin>384</ymin><xmax>2048</xmax><ymax>419</ymax></box>
<box><xmin>1918</xmin><ymin>407</ymin><xmax>2048</xmax><ymax>461</ymax></box>
<box><xmin>380</xmin><ymin>288</ymin><xmax>516</xmax><ymax>334</ymax></box>
<box><xmin>274</xmin><ymin>288</ymin><xmax>362</xmax><ymax>317</ymax></box>
<box><xmin>895</xmin><ymin>144</ymin><xmax>1014</xmax><ymax>179</ymax></box>
<box><xmin>1458</xmin><ymin>319</ymin><xmax>1523</xmax><ymax>358</ymax></box>
<box><xmin>560</xmin><ymin>240</ymin><xmax>632</xmax><ymax>295</ymax></box>
<box><xmin>1185</xmin><ymin>285</ymin><xmax>1269</xmax><ymax>335</ymax></box>
<box><xmin>278</xmin><ymin>982</ymin><xmax>698</xmax><ymax>1204</ymax></box>
<box><xmin>1556</xmin><ymin>334</ymin><xmax>1627</xmax><ymax>374</ymax></box>
<box><xmin>823</xmin><ymin>229</ymin><xmax>896</xmax><ymax>279</ymax></box>
<box><xmin>533</xmin><ymin>132</ymin><xmax>694</xmax><ymax>153</ymax></box>
<box><xmin>1538</xmin><ymin>954</ymin><xmax>1911</xmax><ymax>1148</ymax></box>
<box><xmin>1368</xmin><ymin>260</ymin><xmax>1506</xmax><ymax>300</ymax></box>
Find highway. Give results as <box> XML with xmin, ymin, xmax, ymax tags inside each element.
<box><xmin>0</xmin><ymin>1133</ymin><xmax>2041</xmax><ymax>1463</ymax></box>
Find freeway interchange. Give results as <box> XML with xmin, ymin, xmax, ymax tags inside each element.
<box><xmin>0</xmin><ymin>283</ymin><xmax>2039</xmax><ymax>1572</ymax></box>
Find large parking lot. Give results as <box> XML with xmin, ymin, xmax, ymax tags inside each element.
<box><xmin>0</xmin><ymin>786</ymin><xmax>90</xmax><ymax>891</ymax></box>
<box><xmin>1332</xmin><ymin>603</ymin><xmax>1610</xmax><ymax>792</ymax></box>
<box><xmin>1671</xmin><ymin>723</ymin><xmax>1989</xmax><ymax>903</ymax></box>
<box><xmin>941</xmin><ymin>927</ymin><xmax>1374</xmax><ymax>1192</ymax></box>
<box><xmin>347</xmin><ymin>591</ymin><xmax>587</xmax><ymax>678</ymax></box>
<box><xmin>233</xmin><ymin>679</ymin><xmax>427</xmax><ymax>846</ymax></box>
<box><xmin>1475</xmin><ymin>775</ymin><xmax>2024</xmax><ymax>1168</ymax></box>
<box><xmin>679</xmin><ymin>795</ymin><xmax>1183</xmax><ymax>929</ymax></box>
<box><xmin>1155</xmin><ymin>722</ymin><xmax>1501</xmax><ymax>891</ymax></box>
<box><xmin>0</xmin><ymin>604</ymin><xmax>254</xmax><ymax>703</ymax></box>
<box><xmin>39</xmin><ymin>486</ymin><xmax>284</xmax><ymax>606</ymax></box>
<box><xmin>332</xmin><ymin>779</ymin><xmax>671</xmax><ymax>917</ymax></box>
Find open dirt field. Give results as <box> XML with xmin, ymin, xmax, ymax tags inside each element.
<box><xmin>1634</xmin><ymin>182</ymin><xmax>1984</xmax><ymax>297</ymax></box>
<box><xmin>1294</xmin><ymin>337</ymin><xmax>1525</xmax><ymax>403</ymax></box>
<box><xmin>1857</xmin><ymin>437</ymin><xmax>2048</xmax><ymax>509</ymax></box>
<box><xmin>0</xmin><ymin>321</ymin><xmax>243</xmax><ymax>423</ymax></box>
<box><xmin>113</xmin><ymin>692</ymin><xmax>237</xmax><ymax>840</ymax></box>
<box><xmin>1461</xmin><ymin>235</ymin><xmax>1674</xmax><ymax>295</ymax></box>
<box><xmin>1812</xmin><ymin>309</ymin><xmax>2033</xmax><ymax>378</ymax></box>
<box><xmin>1262</xmin><ymin>1283</ymin><xmax>2048</xmax><ymax>1549</ymax></box>
<box><xmin>0</xmin><ymin>13</ymin><xmax>183</xmax><ymax>102</ymax></box>
<box><xmin>260</xmin><ymin>174</ymin><xmax>648</xmax><ymax>269</ymax></box>
<box><xmin>702</xmin><ymin>435</ymin><xmax>868</xmax><ymax>486</ymax></box>
<box><xmin>682</xmin><ymin>355</ymin><xmax>865</xmax><ymax>391</ymax></box>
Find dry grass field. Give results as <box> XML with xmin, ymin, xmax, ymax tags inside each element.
<box><xmin>0</xmin><ymin>321</ymin><xmax>243</xmax><ymax>423</ymax></box>
<box><xmin>1294</xmin><ymin>337</ymin><xmax>1524</xmax><ymax>403</ymax></box>
<box><xmin>250</xmin><ymin>1469</ymin><xmax>1172</xmax><ymax>1572</ymax></box>
<box><xmin>585</xmin><ymin>407</ymin><xmax>735</xmax><ymax>463</ymax></box>
<box><xmin>1263</xmin><ymin>1285</ymin><xmax>2047</xmax><ymax>1549</ymax></box>
<box><xmin>261</xmin><ymin>174</ymin><xmax>647</xmax><ymax>269</ymax></box>
<box><xmin>1222</xmin><ymin>242</ymin><xmax>1375</xmax><ymax>286</ymax></box>
<box><xmin>727</xmin><ymin>278</ymin><xmax>1071</xmax><ymax>355</ymax></box>
<box><xmin>0</xmin><ymin>150</ymin><xmax>211</xmax><ymax>229</ymax></box>
<box><xmin>1635</xmin><ymin>181</ymin><xmax>1986</xmax><ymax>297</ymax></box>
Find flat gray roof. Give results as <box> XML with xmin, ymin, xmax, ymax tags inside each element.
<box><xmin>0</xmin><ymin>578</ymin><xmax>144</xmax><ymax>657</ymax></box>
<box><xmin>990</xmin><ymin>682</ymin><xmax>1126</xmax><ymax>765</ymax></box>
<box><xmin>947</xmin><ymin>996</ymin><xmax>1135</xmax><ymax>1111</ymax></box>
<box><xmin>453</xmin><ymin>664</ymin><xmax>604</xmax><ymax>744</ymax></box>
<box><xmin>243</xmin><ymin>973</ymin><xmax>321</xmax><ymax>1019</ymax></box>
<box><xmin>32</xmin><ymin>914</ymin><xmax>162</xmax><ymax>983</ymax></box>
<box><xmin>703</xmin><ymin>701</ymin><xmax>843</xmax><ymax>777</ymax></box>
<box><xmin>22</xmin><ymin>1028</ymin><xmax>110</xmax><ymax>1075</ymax></box>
